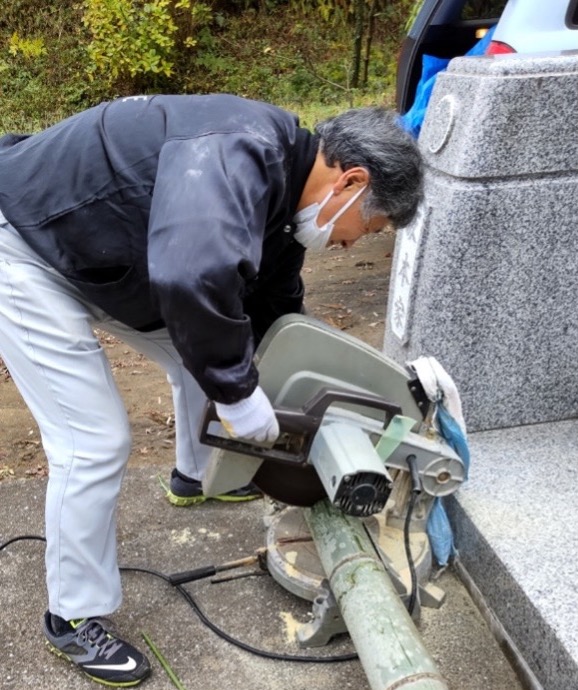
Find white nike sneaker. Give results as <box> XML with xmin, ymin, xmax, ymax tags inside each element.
<box><xmin>44</xmin><ymin>611</ymin><xmax>151</xmax><ymax>686</ymax></box>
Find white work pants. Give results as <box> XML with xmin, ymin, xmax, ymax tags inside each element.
<box><xmin>0</xmin><ymin>212</ymin><xmax>210</xmax><ymax>619</ymax></box>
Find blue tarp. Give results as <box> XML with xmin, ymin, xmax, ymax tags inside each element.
<box><xmin>400</xmin><ymin>26</ymin><xmax>496</xmax><ymax>138</ymax></box>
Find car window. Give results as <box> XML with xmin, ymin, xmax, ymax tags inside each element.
<box><xmin>461</xmin><ymin>0</ymin><xmax>507</xmax><ymax>20</ymax></box>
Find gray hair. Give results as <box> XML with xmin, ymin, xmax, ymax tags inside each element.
<box><xmin>314</xmin><ymin>107</ymin><xmax>423</xmax><ymax>229</ymax></box>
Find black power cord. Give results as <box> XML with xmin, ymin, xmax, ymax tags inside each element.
<box><xmin>0</xmin><ymin>534</ymin><xmax>46</xmax><ymax>549</ymax></box>
<box><xmin>404</xmin><ymin>454</ymin><xmax>423</xmax><ymax>616</ymax></box>
<box><xmin>0</xmin><ymin>534</ymin><xmax>357</xmax><ymax>664</ymax></box>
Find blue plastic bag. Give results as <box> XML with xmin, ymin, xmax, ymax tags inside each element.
<box><xmin>427</xmin><ymin>497</ymin><xmax>455</xmax><ymax>567</ymax></box>
<box><xmin>427</xmin><ymin>404</ymin><xmax>471</xmax><ymax>566</ymax></box>
<box><xmin>436</xmin><ymin>404</ymin><xmax>470</xmax><ymax>479</ymax></box>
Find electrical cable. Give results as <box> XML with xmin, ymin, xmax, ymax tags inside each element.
<box><xmin>403</xmin><ymin>492</ymin><xmax>419</xmax><ymax>616</ymax></box>
<box><xmin>123</xmin><ymin>565</ymin><xmax>357</xmax><ymax>663</ymax></box>
<box><xmin>404</xmin><ymin>454</ymin><xmax>422</xmax><ymax>617</ymax></box>
<box><xmin>0</xmin><ymin>534</ymin><xmax>357</xmax><ymax>664</ymax></box>
<box><xmin>0</xmin><ymin>534</ymin><xmax>46</xmax><ymax>549</ymax></box>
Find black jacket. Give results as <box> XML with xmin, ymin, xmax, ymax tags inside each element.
<box><xmin>0</xmin><ymin>94</ymin><xmax>318</xmax><ymax>402</ymax></box>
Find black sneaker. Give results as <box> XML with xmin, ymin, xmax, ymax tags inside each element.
<box><xmin>44</xmin><ymin>611</ymin><xmax>151</xmax><ymax>687</ymax></box>
<box><xmin>163</xmin><ymin>468</ymin><xmax>263</xmax><ymax>506</ymax></box>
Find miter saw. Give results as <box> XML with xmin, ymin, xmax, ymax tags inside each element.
<box><xmin>200</xmin><ymin>314</ymin><xmax>465</xmax><ymax>646</ymax></box>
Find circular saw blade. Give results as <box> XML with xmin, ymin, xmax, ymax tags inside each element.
<box><xmin>252</xmin><ymin>461</ymin><xmax>326</xmax><ymax>507</ymax></box>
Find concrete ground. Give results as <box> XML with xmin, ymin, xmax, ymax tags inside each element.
<box><xmin>1</xmin><ymin>466</ymin><xmax>524</xmax><ymax>690</ymax></box>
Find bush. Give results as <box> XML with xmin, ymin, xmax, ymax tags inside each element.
<box><xmin>81</xmin><ymin>0</ymin><xmax>213</xmax><ymax>91</ymax></box>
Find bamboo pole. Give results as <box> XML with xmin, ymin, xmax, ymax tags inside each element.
<box><xmin>305</xmin><ymin>500</ymin><xmax>448</xmax><ymax>690</ymax></box>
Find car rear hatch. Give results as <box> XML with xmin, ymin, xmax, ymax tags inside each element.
<box><xmin>397</xmin><ymin>0</ymin><xmax>507</xmax><ymax>113</ymax></box>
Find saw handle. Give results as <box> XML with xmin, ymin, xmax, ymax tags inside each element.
<box><xmin>302</xmin><ymin>388</ymin><xmax>402</xmax><ymax>421</ymax></box>
<box><xmin>199</xmin><ymin>387</ymin><xmax>402</xmax><ymax>464</ymax></box>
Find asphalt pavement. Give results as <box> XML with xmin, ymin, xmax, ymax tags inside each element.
<box><xmin>0</xmin><ymin>466</ymin><xmax>525</xmax><ymax>690</ymax></box>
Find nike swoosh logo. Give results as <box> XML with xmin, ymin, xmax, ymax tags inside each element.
<box><xmin>84</xmin><ymin>656</ymin><xmax>138</xmax><ymax>672</ymax></box>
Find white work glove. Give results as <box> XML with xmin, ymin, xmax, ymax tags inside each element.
<box><xmin>215</xmin><ymin>386</ymin><xmax>280</xmax><ymax>443</ymax></box>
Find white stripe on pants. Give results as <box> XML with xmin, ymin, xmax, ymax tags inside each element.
<box><xmin>0</xmin><ymin>213</ymin><xmax>210</xmax><ymax>619</ymax></box>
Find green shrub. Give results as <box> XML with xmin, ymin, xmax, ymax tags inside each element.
<box><xmin>81</xmin><ymin>0</ymin><xmax>213</xmax><ymax>91</ymax></box>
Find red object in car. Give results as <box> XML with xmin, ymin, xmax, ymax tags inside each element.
<box><xmin>487</xmin><ymin>40</ymin><xmax>516</xmax><ymax>54</ymax></box>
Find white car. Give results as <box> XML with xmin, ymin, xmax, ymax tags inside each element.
<box><xmin>489</xmin><ymin>0</ymin><xmax>578</xmax><ymax>54</ymax></box>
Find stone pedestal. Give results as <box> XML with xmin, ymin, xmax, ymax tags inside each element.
<box><xmin>448</xmin><ymin>421</ymin><xmax>578</xmax><ymax>690</ymax></box>
<box><xmin>384</xmin><ymin>52</ymin><xmax>578</xmax><ymax>432</ymax></box>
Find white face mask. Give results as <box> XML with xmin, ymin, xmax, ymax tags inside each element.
<box><xmin>293</xmin><ymin>184</ymin><xmax>368</xmax><ymax>251</ymax></box>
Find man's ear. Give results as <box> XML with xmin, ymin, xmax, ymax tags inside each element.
<box><xmin>336</xmin><ymin>166</ymin><xmax>370</xmax><ymax>193</ymax></box>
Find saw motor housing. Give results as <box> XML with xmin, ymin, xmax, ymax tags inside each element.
<box><xmin>309</xmin><ymin>421</ymin><xmax>393</xmax><ymax>517</ymax></box>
